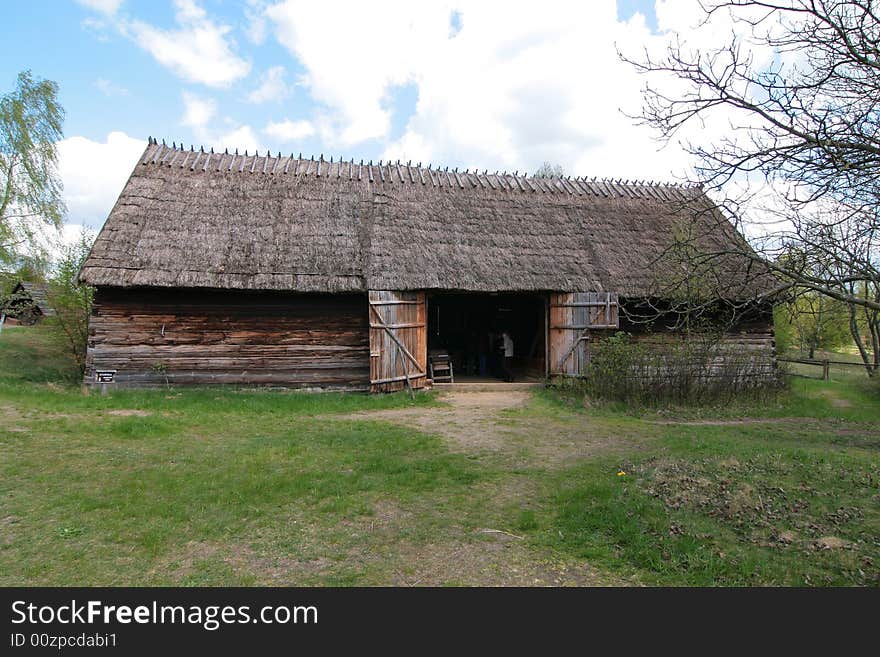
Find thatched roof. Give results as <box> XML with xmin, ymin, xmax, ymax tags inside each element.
<box><xmin>80</xmin><ymin>139</ymin><xmax>761</xmax><ymax>297</ymax></box>
<box><xmin>11</xmin><ymin>281</ymin><xmax>54</xmax><ymax>316</ymax></box>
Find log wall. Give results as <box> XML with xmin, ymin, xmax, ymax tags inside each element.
<box><xmin>627</xmin><ymin>330</ymin><xmax>778</xmax><ymax>380</ymax></box>
<box><xmin>85</xmin><ymin>287</ymin><xmax>370</xmax><ymax>388</ymax></box>
<box><xmin>578</xmin><ymin>301</ymin><xmax>777</xmax><ymax>381</ymax></box>
<box><xmin>617</xmin><ymin>304</ymin><xmax>777</xmax><ymax>381</ymax></box>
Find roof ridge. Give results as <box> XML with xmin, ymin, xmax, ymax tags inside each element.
<box><xmin>141</xmin><ymin>137</ymin><xmax>703</xmax><ymax>199</ymax></box>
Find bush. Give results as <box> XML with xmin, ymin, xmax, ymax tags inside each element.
<box><xmin>44</xmin><ymin>232</ymin><xmax>94</xmax><ymax>376</ymax></box>
<box><xmin>574</xmin><ymin>332</ymin><xmax>785</xmax><ymax>406</ymax></box>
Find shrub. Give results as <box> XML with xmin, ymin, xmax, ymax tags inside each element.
<box><xmin>574</xmin><ymin>332</ymin><xmax>785</xmax><ymax>406</ymax></box>
<box><xmin>45</xmin><ymin>232</ymin><xmax>94</xmax><ymax>376</ymax></box>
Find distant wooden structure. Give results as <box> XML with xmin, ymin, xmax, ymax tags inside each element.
<box><xmin>77</xmin><ymin>138</ymin><xmax>776</xmax><ymax>390</ymax></box>
<box><xmin>3</xmin><ymin>281</ymin><xmax>55</xmax><ymax>325</ymax></box>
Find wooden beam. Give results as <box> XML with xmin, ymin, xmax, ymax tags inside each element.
<box><xmin>369</xmin><ymin>322</ymin><xmax>426</xmax><ymax>329</ymax></box>
<box><xmin>370</xmin><ymin>373</ymin><xmax>427</xmax><ymax>385</ymax></box>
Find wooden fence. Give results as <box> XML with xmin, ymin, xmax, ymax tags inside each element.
<box><xmin>777</xmin><ymin>357</ymin><xmax>870</xmax><ymax>380</ymax></box>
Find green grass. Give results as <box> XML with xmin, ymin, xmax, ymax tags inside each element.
<box><xmin>1</xmin><ymin>326</ymin><xmax>878</xmax><ymax>586</ymax></box>
<box><xmin>3</xmin><ymin>417</ymin><xmax>482</xmax><ymax>584</ymax></box>
<box><xmin>523</xmin><ymin>375</ymin><xmax>880</xmax><ymax>586</ymax></box>
<box><xmin>780</xmin><ymin>346</ymin><xmax>876</xmax><ymax>382</ymax></box>
<box><xmin>0</xmin><ymin>325</ymin><xmax>81</xmax><ymax>383</ymax></box>
<box><xmin>0</xmin><ymin>327</ymin><xmax>466</xmax><ymax>585</ymax></box>
<box><xmin>544</xmin><ymin>373</ymin><xmax>880</xmax><ymax>424</ymax></box>
<box><xmin>542</xmin><ymin>430</ymin><xmax>879</xmax><ymax>585</ymax></box>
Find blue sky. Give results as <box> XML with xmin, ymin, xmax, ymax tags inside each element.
<box><xmin>2</xmin><ymin>1</ymin><xmax>705</xmax><ymax>234</ymax></box>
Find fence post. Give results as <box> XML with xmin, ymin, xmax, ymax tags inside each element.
<box><xmin>822</xmin><ymin>359</ymin><xmax>830</xmax><ymax>381</ymax></box>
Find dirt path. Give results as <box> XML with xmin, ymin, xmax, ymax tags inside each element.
<box><xmin>340</xmin><ymin>390</ymin><xmax>649</xmax><ymax>468</ymax></box>
<box><xmin>330</xmin><ymin>390</ymin><xmax>638</xmax><ymax>585</ymax></box>
<box><xmin>343</xmin><ymin>391</ymin><xmax>531</xmax><ymax>452</ymax></box>
<box><xmin>381</xmin><ymin>534</ymin><xmax>622</xmax><ymax>586</ymax></box>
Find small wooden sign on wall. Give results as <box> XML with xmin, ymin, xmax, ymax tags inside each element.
<box><xmin>95</xmin><ymin>370</ymin><xmax>117</xmax><ymax>383</ymax></box>
<box><xmin>95</xmin><ymin>369</ymin><xmax>117</xmax><ymax>395</ymax></box>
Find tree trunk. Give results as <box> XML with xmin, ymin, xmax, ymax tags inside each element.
<box><xmin>849</xmin><ymin>302</ymin><xmax>876</xmax><ymax>378</ymax></box>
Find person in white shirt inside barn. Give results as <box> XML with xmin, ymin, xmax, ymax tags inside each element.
<box><xmin>500</xmin><ymin>331</ymin><xmax>514</xmax><ymax>382</ymax></box>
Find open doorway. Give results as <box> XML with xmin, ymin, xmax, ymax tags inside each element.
<box><xmin>426</xmin><ymin>293</ymin><xmax>546</xmax><ymax>382</ymax></box>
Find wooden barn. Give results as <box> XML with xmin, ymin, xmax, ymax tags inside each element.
<box><xmin>3</xmin><ymin>281</ymin><xmax>55</xmax><ymax>325</ymax></box>
<box><xmin>78</xmin><ymin>139</ymin><xmax>775</xmax><ymax>391</ymax></box>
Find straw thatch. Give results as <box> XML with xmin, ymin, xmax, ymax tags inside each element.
<box><xmin>10</xmin><ymin>281</ymin><xmax>55</xmax><ymax>317</ymax></box>
<box><xmin>80</xmin><ymin>139</ymin><xmax>761</xmax><ymax>296</ymax></box>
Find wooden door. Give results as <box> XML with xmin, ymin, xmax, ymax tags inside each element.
<box><xmin>548</xmin><ymin>292</ymin><xmax>619</xmax><ymax>376</ymax></box>
<box><xmin>368</xmin><ymin>290</ymin><xmax>427</xmax><ymax>393</ymax></box>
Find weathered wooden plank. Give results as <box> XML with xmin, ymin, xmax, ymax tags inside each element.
<box><xmin>85</xmin><ymin>288</ymin><xmax>371</xmax><ymax>388</ymax></box>
<box><xmin>549</xmin><ymin>292</ymin><xmax>619</xmax><ymax>375</ymax></box>
<box><xmin>368</xmin><ymin>290</ymin><xmax>427</xmax><ymax>393</ymax></box>
<box><xmin>369</xmin><ymin>373</ymin><xmax>428</xmax><ymax>385</ymax></box>
<box><xmin>368</xmin><ymin>322</ymin><xmax>426</xmax><ymax>329</ymax></box>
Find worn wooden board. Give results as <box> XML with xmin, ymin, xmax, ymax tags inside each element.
<box><xmin>548</xmin><ymin>292</ymin><xmax>619</xmax><ymax>375</ymax></box>
<box><xmin>85</xmin><ymin>288</ymin><xmax>370</xmax><ymax>388</ymax></box>
<box><xmin>368</xmin><ymin>290</ymin><xmax>427</xmax><ymax>393</ymax></box>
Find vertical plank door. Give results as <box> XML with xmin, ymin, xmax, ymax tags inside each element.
<box><xmin>368</xmin><ymin>290</ymin><xmax>427</xmax><ymax>392</ymax></box>
<box><xmin>548</xmin><ymin>292</ymin><xmax>619</xmax><ymax>376</ymax></box>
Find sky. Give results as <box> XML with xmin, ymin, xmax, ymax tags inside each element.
<box><xmin>1</xmin><ymin>0</ymin><xmax>754</xmax><ymax>241</ymax></box>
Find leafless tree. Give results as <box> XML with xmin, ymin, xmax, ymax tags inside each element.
<box><xmin>622</xmin><ymin>0</ymin><xmax>880</xmax><ymax>374</ymax></box>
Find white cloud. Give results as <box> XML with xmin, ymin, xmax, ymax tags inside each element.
<box><xmin>264</xmin><ymin>118</ymin><xmax>315</xmax><ymax>143</ymax></box>
<box><xmin>122</xmin><ymin>0</ymin><xmax>251</xmax><ymax>88</ymax></box>
<box><xmin>377</xmin><ymin>1</ymin><xmax>684</xmax><ymax>177</ymax></box>
<box><xmin>256</xmin><ymin>0</ymin><xmax>787</xmax><ymax>182</ymax></box>
<box><xmin>259</xmin><ymin>0</ymin><xmax>680</xmax><ymax>174</ymax></box>
<box><xmin>64</xmin><ymin>0</ymin><xmax>789</xmax><ymax>237</ymax></box>
<box><xmin>76</xmin><ymin>0</ymin><xmax>123</xmax><ymax>15</ymax></box>
<box><xmin>247</xmin><ymin>66</ymin><xmax>290</xmax><ymax>103</ymax></box>
<box><xmin>179</xmin><ymin>92</ymin><xmax>263</xmax><ymax>153</ymax></box>
<box><xmin>181</xmin><ymin>91</ymin><xmax>217</xmax><ymax>130</ymax></box>
<box><xmin>266</xmin><ymin>0</ymin><xmax>452</xmax><ymax>146</ymax></box>
<box><xmin>80</xmin><ymin>16</ymin><xmax>112</xmax><ymax>41</ymax></box>
<box><xmin>57</xmin><ymin>131</ymin><xmax>146</xmax><ymax>230</ymax></box>
<box><xmin>95</xmin><ymin>78</ymin><xmax>129</xmax><ymax>97</ymax></box>
<box><xmin>214</xmin><ymin>125</ymin><xmax>264</xmax><ymax>153</ymax></box>
<box><xmin>244</xmin><ymin>0</ymin><xmax>270</xmax><ymax>45</ymax></box>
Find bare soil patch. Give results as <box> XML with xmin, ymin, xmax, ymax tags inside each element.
<box><xmin>816</xmin><ymin>389</ymin><xmax>854</xmax><ymax>409</ymax></box>
<box><xmin>385</xmin><ymin>536</ymin><xmax>623</xmax><ymax>586</ymax></box>
<box><xmin>152</xmin><ymin>540</ymin><xmax>330</xmax><ymax>585</ymax></box>
<box><xmin>334</xmin><ymin>498</ymin><xmax>624</xmax><ymax>586</ymax></box>
<box><xmin>339</xmin><ymin>390</ymin><xmax>649</xmax><ymax>468</ymax></box>
<box><xmin>342</xmin><ymin>391</ymin><xmax>530</xmax><ymax>452</ymax></box>
<box><xmin>318</xmin><ymin>391</ymin><xmax>645</xmax><ymax>584</ymax></box>
<box><xmin>815</xmin><ymin>536</ymin><xmax>850</xmax><ymax>550</ymax></box>
<box><xmin>106</xmin><ymin>409</ymin><xmax>152</xmax><ymax>417</ymax></box>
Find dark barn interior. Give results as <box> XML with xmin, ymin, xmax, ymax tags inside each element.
<box><xmin>427</xmin><ymin>293</ymin><xmax>546</xmax><ymax>381</ymax></box>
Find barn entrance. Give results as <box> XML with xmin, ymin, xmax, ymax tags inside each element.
<box><xmin>426</xmin><ymin>293</ymin><xmax>546</xmax><ymax>383</ymax></box>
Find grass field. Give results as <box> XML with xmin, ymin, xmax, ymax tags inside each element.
<box><xmin>1</xmin><ymin>326</ymin><xmax>878</xmax><ymax>586</ymax></box>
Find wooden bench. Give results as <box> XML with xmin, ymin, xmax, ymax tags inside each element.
<box><xmin>429</xmin><ymin>351</ymin><xmax>454</xmax><ymax>383</ymax></box>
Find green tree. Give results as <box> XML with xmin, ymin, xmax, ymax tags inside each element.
<box><xmin>0</xmin><ymin>70</ymin><xmax>65</xmax><ymax>264</ymax></box>
<box><xmin>778</xmin><ymin>291</ymin><xmax>852</xmax><ymax>359</ymax></box>
<box><xmin>45</xmin><ymin>231</ymin><xmax>94</xmax><ymax>376</ymax></box>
